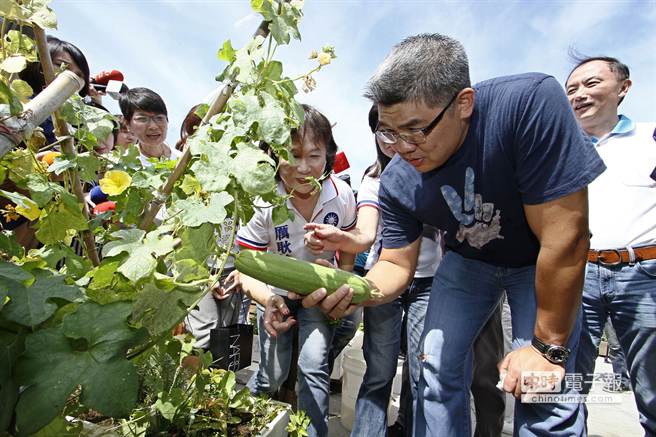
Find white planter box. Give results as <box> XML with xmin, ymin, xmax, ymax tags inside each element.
<box><xmin>257</xmin><ymin>401</ymin><xmax>291</xmax><ymax>437</ymax></box>
<box><xmin>68</xmin><ymin>401</ymin><xmax>291</xmax><ymax>437</ymax></box>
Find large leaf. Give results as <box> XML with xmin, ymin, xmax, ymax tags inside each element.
<box><xmin>174</xmin><ymin>223</ymin><xmax>215</xmax><ymax>264</ymax></box>
<box><xmin>15</xmin><ymin>302</ymin><xmax>141</xmax><ymax>436</ymax></box>
<box><xmin>131</xmin><ymin>280</ymin><xmax>205</xmax><ymax>336</ymax></box>
<box><xmin>1</xmin><ymin>269</ymin><xmax>83</xmax><ymax>327</ymax></box>
<box><xmin>252</xmin><ymin>0</ymin><xmax>302</xmax><ymax>45</ymax></box>
<box><xmin>190</xmin><ymin>149</ymin><xmax>232</xmax><ymax>193</ymax></box>
<box><xmin>231</xmin><ymin>143</ymin><xmax>276</xmax><ymax>195</ymax></box>
<box><xmin>34</xmin><ymin>193</ymin><xmax>88</xmax><ymax>245</ymax></box>
<box><xmin>230</xmin><ymin>92</ymin><xmax>290</xmax><ymax>146</ymax></box>
<box><xmin>173</xmin><ymin>192</ymin><xmax>234</xmax><ymax>227</ymax></box>
<box><xmin>102</xmin><ymin>229</ymin><xmax>176</xmax><ymax>282</ymax></box>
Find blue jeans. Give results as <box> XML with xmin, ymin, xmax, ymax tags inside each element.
<box><xmin>247</xmin><ymin>298</ymin><xmax>335</xmax><ymax>437</ymax></box>
<box><xmin>414</xmin><ymin>251</ymin><xmax>585</xmax><ymax>437</ymax></box>
<box><xmin>351</xmin><ymin>276</ymin><xmax>432</xmax><ymax>436</ymax></box>
<box><xmin>575</xmin><ymin>260</ymin><xmax>656</xmax><ymax>435</ymax></box>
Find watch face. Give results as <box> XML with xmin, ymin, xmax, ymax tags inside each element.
<box><xmin>547</xmin><ymin>346</ymin><xmax>569</xmax><ymax>364</ymax></box>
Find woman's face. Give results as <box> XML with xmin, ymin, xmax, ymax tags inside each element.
<box><xmin>128</xmin><ymin>110</ymin><xmax>168</xmax><ymax>150</ymax></box>
<box><xmin>377</xmin><ymin>136</ymin><xmax>396</xmax><ymax>159</ymax></box>
<box><xmin>279</xmin><ymin>136</ymin><xmax>327</xmax><ymax>196</ymax></box>
<box><xmin>52</xmin><ymin>50</ymin><xmax>84</xmax><ymax>80</ymax></box>
<box><xmin>95</xmin><ymin>132</ymin><xmax>114</xmax><ymax>155</ymax></box>
<box><xmin>115</xmin><ymin>127</ymin><xmax>137</xmax><ymax>149</ymax></box>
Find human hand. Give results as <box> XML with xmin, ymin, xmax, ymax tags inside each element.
<box><xmin>497</xmin><ymin>345</ymin><xmax>566</xmax><ymax>399</ymax></box>
<box><xmin>211</xmin><ymin>270</ymin><xmax>241</xmax><ymax>300</ymax></box>
<box><xmin>303</xmin><ymin>223</ymin><xmax>345</xmax><ymax>255</ymax></box>
<box><xmin>263</xmin><ymin>294</ymin><xmax>295</xmax><ymax>337</ymax></box>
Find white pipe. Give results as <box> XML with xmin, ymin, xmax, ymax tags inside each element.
<box><xmin>0</xmin><ymin>70</ymin><xmax>84</xmax><ymax>157</ymax></box>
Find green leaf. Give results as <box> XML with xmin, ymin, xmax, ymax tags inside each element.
<box><xmin>46</xmin><ymin>154</ymin><xmax>75</xmax><ymax>175</ymax></box>
<box><xmin>222</xmin><ymin>35</ymin><xmax>265</xmax><ymax>84</ymax></box>
<box><xmin>24</xmin><ymin>173</ymin><xmax>64</xmax><ymax>206</ymax></box>
<box><xmin>29</xmin><ymin>0</ymin><xmax>57</xmax><ymax>29</ymax></box>
<box><xmin>0</xmin><ymin>230</ymin><xmax>24</xmax><ymax>258</ymax></box>
<box><xmin>102</xmin><ymin>228</ymin><xmax>177</xmax><ymax>282</ymax></box>
<box><xmin>0</xmin><ymin>259</ymin><xmax>33</xmax><ymax>283</ymax></box>
<box><xmin>30</xmin><ymin>416</ymin><xmax>82</xmax><ymax>437</ymax></box>
<box><xmin>15</xmin><ymin>302</ymin><xmax>141</xmax><ymax>436</ymax></box>
<box><xmin>0</xmin><ymin>80</ymin><xmax>23</xmax><ymax>115</ymax></box>
<box><xmin>230</xmin><ymin>92</ymin><xmax>290</xmax><ymax>146</ymax></box>
<box><xmin>179</xmin><ymin>174</ymin><xmax>201</xmax><ymax>195</ymax></box>
<box><xmin>0</xmin><ymin>55</ymin><xmax>27</xmax><ymax>73</ymax></box>
<box><xmin>1</xmin><ymin>269</ymin><xmax>84</xmax><ymax>327</ymax></box>
<box><xmin>131</xmin><ymin>280</ymin><xmax>205</xmax><ymax>336</ymax></box>
<box><xmin>10</xmin><ymin>79</ymin><xmax>33</xmax><ymax>102</ymax></box>
<box><xmin>272</xmin><ymin>203</ymin><xmax>294</xmax><ymax>226</ymax></box>
<box><xmin>173</xmin><ymin>258</ymin><xmax>208</xmax><ymax>282</ymax></box>
<box><xmin>174</xmin><ymin>223</ymin><xmax>215</xmax><ymax>264</ymax></box>
<box><xmin>76</xmin><ymin>153</ymin><xmax>102</xmax><ymax>183</ymax></box>
<box><xmin>190</xmin><ymin>151</ymin><xmax>231</xmax><ymax>192</ymax></box>
<box><xmin>34</xmin><ymin>193</ymin><xmax>88</xmax><ymax>245</ymax></box>
<box><xmin>232</xmin><ymin>143</ymin><xmax>276</xmax><ymax>195</ymax></box>
<box><xmin>217</xmin><ymin>39</ymin><xmax>236</xmax><ymax>63</ymax></box>
<box><xmin>173</xmin><ymin>192</ymin><xmax>234</xmax><ymax>227</ymax></box>
<box><xmin>254</xmin><ymin>0</ymin><xmax>302</xmax><ymax>45</ymax></box>
<box><xmin>0</xmin><ymin>330</ymin><xmax>21</xmax><ymax>383</ymax></box>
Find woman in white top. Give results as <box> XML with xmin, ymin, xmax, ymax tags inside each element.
<box><xmin>118</xmin><ymin>87</ymin><xmax>181</xmax><ymax>165</ymax></box>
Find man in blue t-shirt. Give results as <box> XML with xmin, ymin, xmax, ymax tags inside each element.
<box><xmin>274</xmin><ymin>34</ymin><xmax>605</xmax><ymax>435</ymax></box>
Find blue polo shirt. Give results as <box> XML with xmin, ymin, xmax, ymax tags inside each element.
<box><xmin>379</xmin><ymin>73</ymin><xmax>606</xmax><ymax>267</ymax></box>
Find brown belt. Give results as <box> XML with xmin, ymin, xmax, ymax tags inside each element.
<box><xmin>587</xmin><ymin>245</ymin><xmax>656</xmax><ymax>265</ymax></box>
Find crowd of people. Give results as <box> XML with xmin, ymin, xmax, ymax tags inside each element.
<box><xmin>2</xmin><ymin>27</ymin><xmax>654</xmax><ymax>437</ymax></box>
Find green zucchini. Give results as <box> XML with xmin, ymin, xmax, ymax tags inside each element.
<box><xmin>234</xmin><ymin>250</ymin><xmax>377</xmax><ymax>304</ymax></box>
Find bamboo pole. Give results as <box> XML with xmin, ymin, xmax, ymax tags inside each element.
<box><xmin>0</xmin><ymin>70</ymin><xmax>83</xmax><ymax>158</ymax></box>
<box><xmin>138</xmin><ymin>20</ymin><xmax>270</xmax><ymax>230</ymax></box>
<box><xmin>33</xmin><ymin>27</ymin><xmax>101</xmax><ymax>266</ymax></box>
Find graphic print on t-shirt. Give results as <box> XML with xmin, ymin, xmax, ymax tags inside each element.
<box><xmin>440</xmin><ymin>167</ymin><xmax>504</xmax><ymax>249</ymax></box>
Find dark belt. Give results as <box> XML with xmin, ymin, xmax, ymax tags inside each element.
<box><xmin>587</xmin><ymin>245</ymin><xmax>656</xmax><ymax>266</ymax></box>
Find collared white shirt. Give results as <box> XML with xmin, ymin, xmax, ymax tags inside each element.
<box><xmin>587</xmin><ymin>115</ymin><xmax>656</xmax><ymax>249</ymax></box>
<box><xmin>236</xmin><ymin>176</ymin><xmax>357</xmax><ymax>294</ymax></box>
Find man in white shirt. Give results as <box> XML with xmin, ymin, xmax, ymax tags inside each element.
<box><xmin>566</xmin><ymin>56</ymin><xmax>656</xmax><ymax>435</ymax></box>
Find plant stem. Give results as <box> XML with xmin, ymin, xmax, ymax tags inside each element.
<box><xmin>33</xmin><ymin>26</ymin><xmax>100</xmax><ymax>266</ymax></box>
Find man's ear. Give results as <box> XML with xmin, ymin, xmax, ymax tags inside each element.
<box><xmin>619</xmin><ymin>79</ymin><xmax>632</xmax><ymax>100</ymax></box>
<box><xmin>455</xmin><ymin>88</ymin><xmax>475</xmax><ymax>119</ymax></box>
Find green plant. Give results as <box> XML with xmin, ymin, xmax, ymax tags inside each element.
<box><xmin>0</xmin><ymin>0</ymin><xmax>336</xmax><ymax>435</ymax></box>
<box><xmin>286</xmin><ymin>410</ymin><xmax>310</xmax><ymax>437</ymax></box>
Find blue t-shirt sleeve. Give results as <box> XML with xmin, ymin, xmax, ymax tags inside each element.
<box><xmin>514</xmin><ymin>76</ymin><xmax>606</xmax><ymax>204</ymax></box>
<box><xmin>379</xmin><ymin>179</ymin><xmax>423</xmax><ymax>249</ymax></box>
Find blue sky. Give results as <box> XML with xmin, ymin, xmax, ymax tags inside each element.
<box><xmin>54</xmin><ymin>0</ymin><xmax>656</xmax><ymax>188</ymax></box>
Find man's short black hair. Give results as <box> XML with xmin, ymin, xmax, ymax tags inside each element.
<box><xmin>567</xmin><ymin>54</ymin><xmax>630</xmax><ymax>82</ymax></box>
<box><xmin>119</xmin><ymin>87</ymin><xmax>168</xmax><ymax>121</ymax></box>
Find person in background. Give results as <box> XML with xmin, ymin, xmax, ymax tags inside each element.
<box><xmin>176</xmin><ymin>104</ymin><xmax>202</xmax><ymax>151</ymax></box>
<box><xmin>566</xmin><ymin>55</ymin><xmax>656</xmax><ymax>434</ymax></box>
<box><xmin>114</xmin><ymin>115</ymin><xmax>137</xmax><ymax>149</ymax></box>
<box><xmin>118</xmin><ymin>87</ymin><xmax>181</xmax><ymax>165</ymax></box>
<box><xmin>305</xmin><ymin>105</ymin><xmax>504</xmax><ymax>437</ymax></box>
<box><xmin>237</xmin><ymin>104</ymin><xmax>356</xmax><ymax>437</ymax></box>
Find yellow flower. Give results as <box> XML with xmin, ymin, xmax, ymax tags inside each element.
<box><xmin>99</xmin><ymin>170</ymin><xmax>132</xmax><ymax>196</ymax></box>
<box><xmin>317</xmin><ymin>52</ymin><xmax>331</xmax><ymax>66</ymax></box>
<box><xmin>308</xmin><ymin>49</ymin><xmax>318</xmax><ymax>60</ymax></box>
<box><xmin>15</xmin><ymin>200</ymin><xmax>41</xmax><ymax>221</ymax></box>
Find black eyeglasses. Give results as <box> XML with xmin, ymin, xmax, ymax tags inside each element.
<box><xmin>375</xmin><ymin>92</ymin><xmax>459</xmax><ymax>145</ymax></box>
